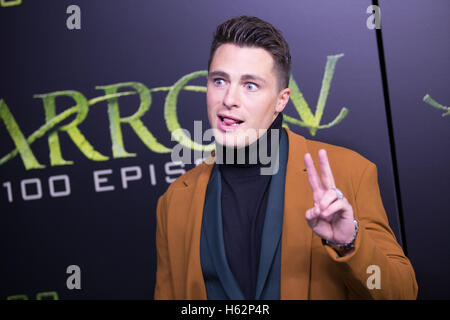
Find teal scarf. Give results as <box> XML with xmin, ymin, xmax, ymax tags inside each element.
<box><xmin>200</xmin><ymin>129</ymin><xmax>288</xmax><ymax>300</ymax></box>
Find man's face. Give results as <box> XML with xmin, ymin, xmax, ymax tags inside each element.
<box><xmin>206</xmin><ymin>43</ymin><xmax>290</xmax><ymax>147</ymax></box>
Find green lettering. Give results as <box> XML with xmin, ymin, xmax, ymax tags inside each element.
<box><xmin>96</xmin><ymin>82</ymin><xmax>171</xmax><ymax>157</ymax></box>
<box><xmin>0</xmin><ymin>99</ymin><xmax>44</xmax><ymax>169</ymax></box>
<box><xmin>1</xmin><ymin>0</ymin><xmax>22</xmax><ymax>7</ymax></box>
<box><xmin>164</xmin><ymin>71</ymin><xmax>214</xmax><ymax>152</ymax></box>
<box><xmin>423</xmin><ymin>94</ymin><xmax>450</xmax><ymax>117</ymax></box>
<box><xmin>6</xmin><ymin>294</ymin><xmax>28</xmax><ymax>300</ymax></box>
<box><xmin>34</xmin><ymin>91</ymin><xmax>109</xmax><ymax>166</ymax></box>
<box><xmin>36</xmin><ymin>291</ymin><xmax>59</xmax><ymax>300</ymax></box>
<box><xmin>284</xmin><ymin>54</ymin><xmax>348</xmax><ymax>136</ymax></box>
<box><xmin>1</xmin><ymin>92</ymin><xmax>136</xmax><ymax>169</ymax></box>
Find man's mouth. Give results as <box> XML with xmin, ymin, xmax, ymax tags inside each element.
<box><xmin>217</xmin><ymin>114</ymin><xmax>244</xmax><ymax>130</ymax></box>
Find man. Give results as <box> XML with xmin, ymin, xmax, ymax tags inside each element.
<box><xmin>154</xmin><ymin>16</ymin><xmax>418</xmax><ymax>299</ymax></box>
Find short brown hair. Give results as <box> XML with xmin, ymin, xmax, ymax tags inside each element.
<box><xmin>208</xmin><ymin>16</ymin><xmax>291</xmax><ymax>90</ymax></box>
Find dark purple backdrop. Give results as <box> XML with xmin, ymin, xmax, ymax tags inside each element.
<box><xmin>0</xmin><ymin>0</ymin><xmax>448</xmax><ymax>299</ymax></box>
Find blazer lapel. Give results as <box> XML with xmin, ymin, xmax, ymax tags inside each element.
<box><xmin>280</xmin><ymin>128</ymin><xmax>313</xmax><ymax>299</ymax></box>
<box><xmin>255</xmin><ymin>129</ymin><xmax>288</xmax><ymax>299</ymax></box>
<box><xmin>181</xmin><ymin>156</ymin><xmax>214</xmax><ymax>299</ymax></box>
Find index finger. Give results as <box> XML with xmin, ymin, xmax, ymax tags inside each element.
<box><xmin>318</xmin><ymin>149</ymin><xmax>336</xmax><ymax>189</ymax></box>
<box><xmin>304</xmin><ymin>153</ymin><xmax>324</xmax><ymax>194</ymax></box>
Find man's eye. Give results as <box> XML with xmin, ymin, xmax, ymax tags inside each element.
<box><xmin>245</xmin><ymin>82</ymin><xmax>258</xmax><ymax>91</ymax></box>
<box><xmin>213</xmin><ymin>78</ymin><xmax>225</xmax><ymax>86</ymax></box>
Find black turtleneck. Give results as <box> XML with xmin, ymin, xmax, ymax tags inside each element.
<box><xmin>217</xmin><ymin>112</ymin><xmax>283</xmax><ymax>300</ymax></box>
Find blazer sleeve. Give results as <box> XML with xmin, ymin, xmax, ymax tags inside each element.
<box><xmin>321</xmin><ymin>161</ymin><xmax>419</xmax><ymax>299</ymax></box>
<box><xmin>154</xmin><ymin>193</ymin><xmax>175</xmax><ymax>299</ymax></box>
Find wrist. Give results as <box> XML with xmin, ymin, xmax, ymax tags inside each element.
<box><xmin>322</xmin><ymin>219</ymin><xmax>359</xmax><ymax>255</ymax></box>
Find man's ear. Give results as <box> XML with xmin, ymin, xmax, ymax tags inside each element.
<box><xmin>275</xmin><ymin>87</ymin><xmax>290</xmax><ymax>113</ymax></box>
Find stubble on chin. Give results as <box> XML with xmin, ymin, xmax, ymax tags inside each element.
<box><xmin>214</xmin><ymin>127</ymin><xmax>264</xmax><ymax>149</ymax></box>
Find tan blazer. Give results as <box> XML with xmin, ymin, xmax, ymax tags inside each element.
<box><xmin>154</xmin><ymin>128</ymin><xmax>418</xmax><ymax>299</ymax></box>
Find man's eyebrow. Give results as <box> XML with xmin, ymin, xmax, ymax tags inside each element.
<box><xmin>208</xmin><ymin>71</ymin><xmax>266</xmax><ymax>84</ymax></box>
<box><xmin>240</xmin><ymin>74</ymin><xmax>266</xmax><ymax>84</ymax></box>
<box><xmin>208</xmin><ymin>71</ymin><xmax>229</xmax><ymax>79</ymax></box>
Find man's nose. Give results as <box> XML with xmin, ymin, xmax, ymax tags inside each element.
<box><xmin>223</xmin><ymin>84</ymin><xmax>240</xmax><ymax>108</ymax></box>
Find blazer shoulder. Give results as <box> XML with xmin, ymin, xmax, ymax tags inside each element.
<box><xmin>304</xmin><ymin>137</ymin><xmax>374</xmax><ymax>170</ymax></box>
<box><xmin>299</xmin><ymin>136</ymin><xmax>378</xmax><ymax>198</ymax></box>
<box><xmin>163</xmin><ymin>160</ymin><xmax>212</xmax><ymax>195</ymax></box>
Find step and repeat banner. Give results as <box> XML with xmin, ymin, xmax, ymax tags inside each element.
<box><xmin>382</xmin><ymin>0</ymin><xmax>450</xmax><ymax>299</ymax></box>
<box><xmin>0</xmin><ymin>0</ymin><xmax>448</xmax><ymax>299</ymax></box>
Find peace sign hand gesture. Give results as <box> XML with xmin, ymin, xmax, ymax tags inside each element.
<box><xmin>304</xmin><ymin>149</ymin><xmax>357</xmax><ymax>246</ymax></box>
